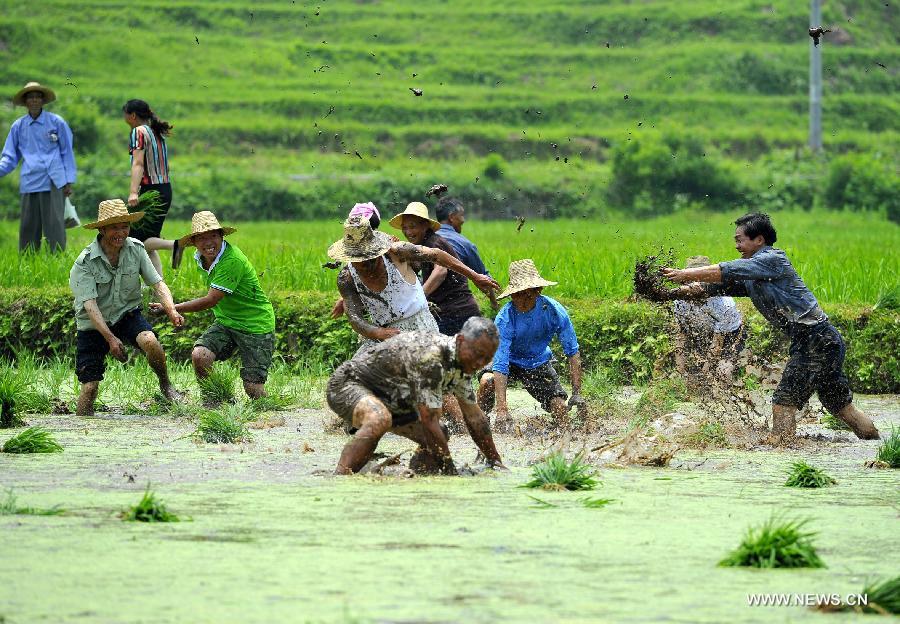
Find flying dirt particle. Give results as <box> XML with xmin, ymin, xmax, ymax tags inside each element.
<box><xmin>875</xmin><ymin>62</ymin><xmax>887</xmax><ymax>69</ymax></box>
<box><xmin>425</xmin><ymin>184</ymin><xmax>448</xmax><ymax>198</ymax></box>
<box><xmin>591</xmin><ymin>84</ymin><xmax>597</xmax><ymax>90</ymax></box>
<box><xmin>624</xmin><ymin>94</ymin><xmax>629</xmax><ymax>100</ymax></box>
<box><xmin>808</xmin><ymin>26</ymin><xmax>831</xmax><ymax>46</ymax></box>
<box><xmin>324</xmin><ymin>105</ymin><xmax>335</xmax><ymax>117</ymax></box>
<box><xmin>354</xmin><ymin>151</ymin><xmax>363</xmax><ymax>159</ymax></box>
<box><xmin>516</xmin><ymin>216</ymin><xmax>526</xmax><ymax>232</ymax></box>
<box><xmin>551</xmin><ymin>143</ymin><xmax>558</xmax><ymax>148</ymax></box>
<box><xmin>410</xmin><ymin>88</ymin><xmax>423</xmax><ymax>96</ymax></box>
<box><xmin>606</xmin><ymin>42</ymin><xmax>610</xmax><ymax>48</ymax></box>
<box><xmin>475</xmin><ymin>176</ymin><xmax>480</xmax><ymax>183</ymax></box>
<box><xmin>638</xmin><ymin>122</ymin><xmax>642</xmax><ymax>126</ymax></box>
<box><xmin>249</xmin><ymin>11</ymin><xmax>253</xmax><ymax>21</ymax></box>
<box><xmin>412</xmin><ymin>73</ymin><xmax>417</xmax><ymax>77</ymax></box>
<box><xmin>195</xmin><ymin>36</ymin><xmax>200</xmax><ymax>44</ymax></box>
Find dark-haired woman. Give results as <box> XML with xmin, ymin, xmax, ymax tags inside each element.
<box><xmin>123</xmin><ymin>99</ymin><xmax>183</xmax><ymax>273</ymax></box>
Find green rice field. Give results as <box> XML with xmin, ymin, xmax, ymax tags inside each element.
<box><xmin>2</xmin><ymin>211</ymin><xmax>897</xmax><ymax>305</ymax></box>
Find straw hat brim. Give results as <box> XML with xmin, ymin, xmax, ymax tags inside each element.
<box><xmin>83</xmin><ymin>211</ymin><xmax>145</xmax><ymax>230</ymax></box>
<box><xmin>497</xmin><ymin>278</ymin><xmax>558</xmax><ymax>300</ymax></box>
<box><xmin>13</xmin><ymin>84</ymin><xmax>56</xmax><ymax>106</ymax></box>
<box><xmin>327</xmin><ymin>230</ymin><xmax>393</xmax><ymax>263</ymax></box>
<box><xmin>178</xmin><ymin>226</ymin><xmax>237</xmax><ymax>249</ymax></box>
<box><xmin>388</xmin><ymin>213</ymin><xmax>440</xmax><ymax>232</ymax></box>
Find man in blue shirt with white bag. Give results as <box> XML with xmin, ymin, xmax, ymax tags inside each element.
<box><xmin>477</xmin><ymin>259</ymin><xmax>585</xmax><ymax>431</ymax></box>
<box><xmin>0</xmin><ymin>81</ymin><xmax>77</xmax><ymax>252</ymax></box>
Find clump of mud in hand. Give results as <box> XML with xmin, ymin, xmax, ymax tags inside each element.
<box><xmin>633</xmin><ymin>251</ymin><xmax>678</xmax><ymax>302</ymax></box>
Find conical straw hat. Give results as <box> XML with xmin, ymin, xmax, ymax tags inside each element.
<box><xmin>497</xmin><ymin>259</ymin><xmax>558</xmax><ymax>299</ymax></box>
<box><xmin>12</xmin><ymin>81</ymin><xmax>56</xmax><ymax>106</ymax></box>
<box><xmin>388</xmin><ymin>202</ymin><xmax>440</xmax><ymax>231</ymax></box>
<box><xmin>178</xmin><ymin>211</ymin><xmax>237</xmax><ymax>248</ymax></box>
<box><xmin>83</xmin><ymin>199</ymin><xmax>144</xmax><ymax>229</ymax></box>
<box><xmin>327</xmin><ymin>216</ymin><xmax>393</xmax><ymax>263</ymax></box>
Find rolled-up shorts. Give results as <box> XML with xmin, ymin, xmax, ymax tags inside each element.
<box><xmin>326</xmin><ymin>361</ymin><xmax>418</xmax><ymax>435</ymax></box>
<box><xmin>772</xmin><ymin>322</ymin><xmax>853</xmax><ymax>415</ymax></box>
<box><xmin>195</xmin><ymin>322</ymin><xmax>275</xmax><ymax>384</ymax></box>
<box><xmin>494</xmin><ymin>361</ymin><xmax>568</xmax><ymax>413</ymax></box>
<box><xmin>75</xmin><ymin>308</ymin><xmax>154</xmax><ymax>383</ymax></box>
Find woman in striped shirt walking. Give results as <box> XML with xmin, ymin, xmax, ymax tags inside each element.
<box><xmin>123</xmin><ymin>99</ymin><xmax>183</xmax><ymax>273</ymax></box>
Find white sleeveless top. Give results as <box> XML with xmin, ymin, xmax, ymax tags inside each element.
<box><xmin>348</xmin><ymin>255</ymin><xmax>428</xmax><ymax>326</ymax></box>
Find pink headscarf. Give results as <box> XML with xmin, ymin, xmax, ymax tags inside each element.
<box><xmin>348</xmin><ymin>202</ymin><xmax>380</xmax><ymax>223</ymax></box>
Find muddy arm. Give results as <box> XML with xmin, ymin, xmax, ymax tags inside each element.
<box><xmin>337</xmin><ymin>268</ymin><xmax>397</xmax><ymax>341</ymax></box>
<box><xmin>392</xmin><ymin>242</ymin><xmax>499</xmax><ymax>295</ymax></box>
<box><xmin>457</xmin><ymin>399</ymin><xmax>505</xmax><ymax>467</ymax></box>
<box><xmin>662</xmin><ymin>265</ymin><xmax>723</xmax><ymax>284</ymax></box>
<box><xmin>417</xmin><ymin>403</ymin><xmax>456</xmax><ymax>475</ymax></box>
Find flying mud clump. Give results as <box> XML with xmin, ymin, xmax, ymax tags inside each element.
<box><xmin>632</xmin><ymin>251</ymin><xmax>678</xmax><ymax>302</ymax></box>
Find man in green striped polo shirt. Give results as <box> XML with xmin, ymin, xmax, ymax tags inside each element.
<box><xmin>152</xmin><ymin>211</ymin><xmax>275</xmax><ymax>402</ymax></box>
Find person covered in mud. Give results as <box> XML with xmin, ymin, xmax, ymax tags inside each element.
<box><xmin>389</xmin><ymin>202</ymin><xmax>488</xmax><ymax>336</ymax></box>
<box><xmin>150</xmin><ymin>211</ymin><xmax>275</xmax><ymax>402</ymax></box>
<box><xmin>662</xmin><ymin>212</ymin><xmax>879</xmax><ymax>443</ymax></box>
<box><xmin>672</xmin><ymin>255</ymin><xmax>744</xmax><ymax>385</ymax></box>
<box><xmin>69</xmin><ymin>199</ymin><xmax>184</xmax><ymax>417</ymax></box>
<box><xmin>327</xmin><ymin>212</ymin><xmax>499</xmax><ymax>355</ymax></box>
<box><xmin>327</xmin><ymin>317</ymin><xmax>506</xmax><ymax>475</ymax></box>
<box><xmin>477</xmin><ymin>259</ymin><xmax>586</xmax><ymax>431</ymax></box>
<box><xmin>435</xmin><ymin>196</ymin><xmax>499</xmax><ymax>311</ymax></box>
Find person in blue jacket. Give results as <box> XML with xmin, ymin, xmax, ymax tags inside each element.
<box><xmin>0</xmin><ymin>82</ymin><xmax>77</xmax><ymax>252</ymax></box>
<box><xmin>477</xmin><ymin>259</ymin><xmax>585</xmax><ymax>431</ymax></box>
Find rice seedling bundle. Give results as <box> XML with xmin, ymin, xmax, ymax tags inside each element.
<box><xmin>122</xmin><ymin>486</ymin><xmax>180</xmax><ymax>523</ymax></box>
<box><xmin>784</xmin><ymin>461</ymin><xmax>837</xmax><ymax>488</ymax></box>
<box><xmin>521</xmin><ymin>452</ymin><xmax>599</xmax><ymax>491</ymax></box>
<box><xmin>875</xmin><ymin>427</ymin><xmax>900</xmax><ymax>468</ymax></box>
<box><xmin>195</xmin><ymin>404</ymin><xmax>252</xmax><ymax>444</ymax></box>
<box><xmin>1</xmin><ymin>426</ymin><xmax>63</xmax><ymax>454</ymax></box>
<box><xmin>719</xmin><ymin>516</ymin><xmax>825</xmax><ymax>569</ymax></box>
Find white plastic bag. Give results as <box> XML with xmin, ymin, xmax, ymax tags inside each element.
<box><xmin>64</xmin><ymin>197</ymin><xmax>80</xmax><ymax>229</ymax></box>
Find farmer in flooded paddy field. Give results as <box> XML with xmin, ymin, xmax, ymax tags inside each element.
<box><xmin>662</xmin><ymin>212</ymin><xmax>880</xmax><ymax>444</ymax></box>
<box><xmin>327</xmin><ymin>210</ymin><xmax>499</xmax><ymax>356</ymax></box>
<box><xmin>477</xmin><ymin>259</ymin><xmax>586</xmax><ymax>432</ymax></box>
<box><xmin>327</xmin><ymin>317</ymin><xmax>506</xmax><ymax>475</ymax></box>
<box><xmin>151</xmin><ymin>211</ymin><xmax>275</xmax><ymax>402</ymax></box>
<box><xmin>69</xmin><ymin>199</ymin><xmax>184</xmax><ymax>417</ymax></box>
<box><xmin>672</xmin><ymin>255</ymin><xmax>744</xmax><ymax>388</ymax></box>
<box><xmin>435</xmin><ymin>195</ymin><xmax>499</xmax><ymax>311</ymax></box>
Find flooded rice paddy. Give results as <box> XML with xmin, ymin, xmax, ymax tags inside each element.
<box><xmin>1</xmin><ymin>393</ymin><xmax>897</xmax><ymax>623</ymax></box>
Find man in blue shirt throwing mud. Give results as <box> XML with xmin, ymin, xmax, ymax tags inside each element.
<box><xmin>662</xmin><ymin>212</ymin><xmax>880</xmax><ymax>444</ymax></box>
<box><xmin>477</xmin><ymin>259</ymin><xmax>586</xmax><ymax>431</ymax></box>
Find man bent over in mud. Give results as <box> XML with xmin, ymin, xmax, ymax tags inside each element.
<box><xmin>662</xmin><ymin>212</ymin><xmax>879</xmax><ymax>444</ymax></box>
<box><xmin>69</xmin><ymin>199</ymin><xmax>184</xmax><ymax>416</ymax></box>
<box><xmin>326</xmin><ymin>317</ymin><xmax>506</xmax><ymax>475</ymax></box>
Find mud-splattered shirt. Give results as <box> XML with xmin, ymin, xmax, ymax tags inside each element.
<box><xmin>418</xmin><ymin>230</ymin><xmax>481</xmax><ymax>318</ymax></box>
<box><xmin>344</xmin><ymin>331</ymin><xmax>477</xmax><ymax>412</ymax></box>
<box><xmin>707</xmin><ymin>246</ymin><xmax>826</xmax><ymax>337</ymax></box>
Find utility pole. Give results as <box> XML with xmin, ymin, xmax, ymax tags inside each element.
<box><xmin>809</xmin><ymin>0</ymin><xmax>823</xmax><ymax>151</ymax></box>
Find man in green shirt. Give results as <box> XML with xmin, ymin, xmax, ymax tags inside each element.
<box><xmin>69</xmin><ymin>199</ymin><xmax>184</xmax><ymax>417</ymax></box>
<box><xmin>153</xmin><ymin>211</ymin><xmax>275</xmax><ymax>400</ymax></box>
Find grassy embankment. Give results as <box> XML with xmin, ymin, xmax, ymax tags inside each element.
<box><xmin>0</xmin><ymin>0</ymin><xmax>897</xmax><ymax>218</ymax></box>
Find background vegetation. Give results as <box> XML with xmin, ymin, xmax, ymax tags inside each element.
<box><xmin>0</xmin><ymin>0</ymin><xmax>897</xmax><ymax>220</ymax></box>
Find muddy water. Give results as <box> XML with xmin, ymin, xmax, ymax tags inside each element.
<box><xmin>0</xmin><ymin>395</ymin><xmax>897</xmax><ymax>623</ymax></box>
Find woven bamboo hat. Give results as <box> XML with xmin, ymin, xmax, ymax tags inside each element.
<box><xmin>83</xmin><ymin>199</ymin><xmax>144</xmax><ymax>229</ymax></box>
<box><xmin>12</xmin><ymin>82</ymin><xmax>56</xmax><ymax>106</ymax></box>
<box><xmin>388</xmin><ymin>202</ymin><xmax>440</xmax><ymax>231</ymax></box>
<box><xmin>684</xmin><ymin>255</ymin><xmax>711</xmax><ymax>269</ymax></box>
<box><xmin>178</xmin><ymin>211</ymin><xmax>237</xmax><ymax>248</ymax></box>
<box><xmin>328</xmin><ymin>216</ymin><xmax>393</xmax><ymax>263</ymax></box>
<box><xmin>497</xmin><ymin>259</ymin><xmax>558</xmax><ymax>299</ymax></box>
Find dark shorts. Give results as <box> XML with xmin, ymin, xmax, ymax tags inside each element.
<box><xmin>195</xmin><ymin>322</ymin><xmax>275</xmax><ymax>384</ymax></box>
<box><xmin>436</xmin><ymin>313</ymin><xmax>479</xmax><ymax>336</ymax></box>
<box><xmin>326</xmin><ymin>362</ymin><xmax>418</xmax><ymax>435</ymax></box>
<box><xmin>490</xmin><ymin>361</ymin><xmax>568</xmax><ymax>413</ymax></box>
<box><xmin>75</xmin><ymin>308</ymin><xmax>154</xmax><ymax>383</ymax></box>
<box><xmin>772</xmin><ymin>322</ymin><xmax>853</xmax><ymax>415</ymax></box>
<box><xmin>130</xmin><ymin>183</ymin><xmax>172</xmax><ymax>241</ymax></box>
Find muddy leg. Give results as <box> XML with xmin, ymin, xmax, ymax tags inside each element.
<box><xmin>243</xmin><ymin>380</ymin><xmax>266</xmax><ymax>400</ymax></box>
<box><xmin>136</xmin><ymin>331</ymin><xmax>181</xmax><ymax>402</ymax></box>
<box><xmin>460</xmin><ymin>404</ymin><xmax>504</xmax><ymax>467</ymax></box>
<box><xmin>336</xmin><ymin>397</ymin><xmax>392</xmax><ymax>474</ymax></box>
<box><xmin>834</xmin><ymin>403</ymin><xmax>879</xmax><ymax>440</ymax></box>
<box><xmin>766</xmin><ymin>404</ymin><xmax>797</xmax><ymax>445</ymax></box>
<box><xmin>442</xmin><ymin>394</ymin><xmax>465</xmax><ymax>433</ymax></box>
<box><xmin>191</xmin><ymin>346</ymin><xmax>216</xmax><ymax>381</ymax></box>
<box><xmin>76</xmin><ymin>381</ymin><xmax>99</xmax><ymax>417</ymax></box>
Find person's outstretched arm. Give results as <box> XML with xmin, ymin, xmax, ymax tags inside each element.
<box><xmin>391</xmin><ymin>242</ymin><xmax>499</xmax><ymax>296</ymax></box>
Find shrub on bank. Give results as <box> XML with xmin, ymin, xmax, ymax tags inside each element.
<box><xmin>0</xmin><ymin>288</ymin><xmax>897</xmax><ymax>392</ymax></box>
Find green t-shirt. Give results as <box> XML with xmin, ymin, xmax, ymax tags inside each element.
<box><xmin>197</xmin><ymin>241</ymin><xmax>275</xmax><ymax>334</ymax></box>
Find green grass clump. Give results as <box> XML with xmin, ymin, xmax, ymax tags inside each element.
<box><xmin>873</xmin><ymin>284</ymin><xmax>900</xmax><ymax>311</ymax></box>
<box><xmin>820</xmin><ymin>413</ymin><xmax>852</xmax><ymax>432</ymax></box>
<box><xmin>0</xmin><ymin>366</ymin><xmax>30</xmax><ymax>428</ymax></box>
<box><xmin>194</xmin><ymin>404</ymin><xmax>252</xmax><ymax>444</ymax></box>
<box><xmin>719</xmin><ymin>516</ymin><xmax>825</xmax><ymax>569</ymax></box>
<box><xmin>784</xmin><ymin>461</ymin><xmax>837</xmax><ymax>488</ymax></box>
<box><xmin>580</xmin><ymin>497</ymin><xmax>616</xmax><ymax>509</ymax></box>
<box><xmin>521</xmin><ymin>452</ymin><xmax>599</xmax><ymax>491</ymax></box>
<box><xmin>1</xmin><ymin>426</ymin><xmax>63</xmax><ymax>454</ymax></box>
<box><xmin>198</xmin><ymin>365</ymin><xmax>238</xmax><ymax>406</ymax></box>
<box><xmin>858</xmin><ymin>575</ymin><xmax>900</xmax><ymax>615</ymax></box>
<box><xmin>0</xmin><ymin>489</ymin><xmax>65</xmax><ymax>516</ymax></box>
<box><xmin>122</xmin><ymin>485</ymin><xmax>180</xmax><ymax>523</ymax></box>
<box><xmin>875</xmin><ymin>427</ymin><xmax>900</xmax><ymax>468</ymax></box>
